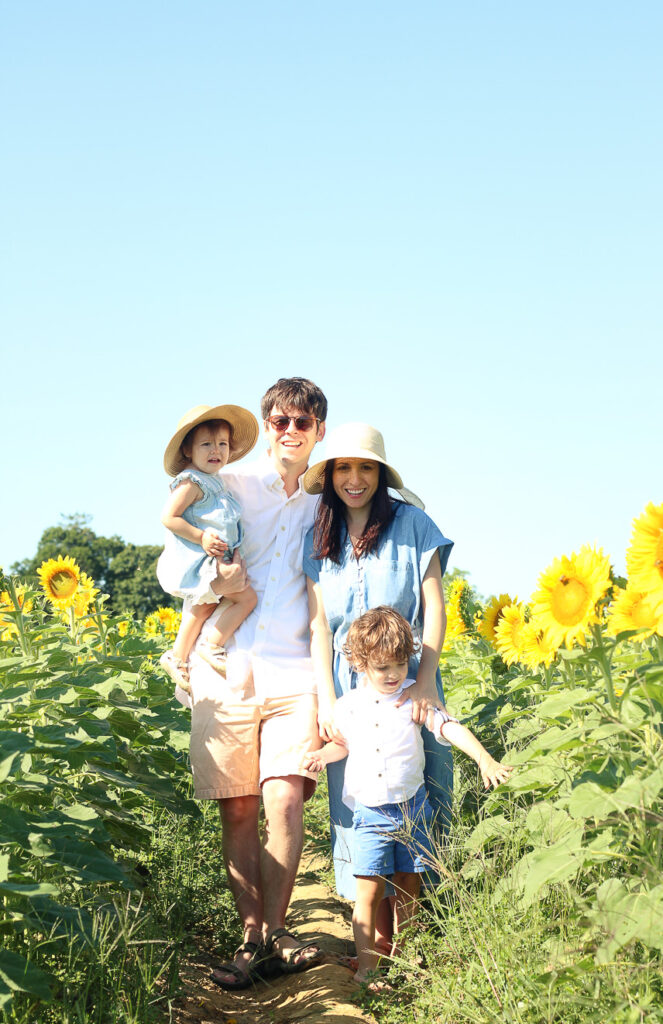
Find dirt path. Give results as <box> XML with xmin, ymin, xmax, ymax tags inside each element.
<box><xmin>170</xmin><ymin>852</ymin><xmax>377</xmax><ymax>1024</ymax></box>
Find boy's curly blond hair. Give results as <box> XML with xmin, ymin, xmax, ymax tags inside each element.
<box><xmin>342</xmin><ymin>606</ymin><xmax>417</xmax><ymax>671</ymax></box>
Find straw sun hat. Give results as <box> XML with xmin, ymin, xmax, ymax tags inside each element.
<box><xmin>164</xmin><ymin>404</ymin><xmax>259</xmax><ymax>477</ymax></box>
<box><xmin>303</xmin><ymin>422</ymin><xmax>424</xmax><ymax>509</ymax></box>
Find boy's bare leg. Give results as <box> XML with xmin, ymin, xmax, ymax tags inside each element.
<box><xmin>211</xmin><ymin>795</ymin><xmax>263</xmax><ymax>985</ymax></box>
<box><xmin>353</xmin><ymin>875</ymin><xmax>386</xmax><ymax>981</ymax></box>
<box><xmin>261</xmin><ymin>775</ymin><xmax>321</xmax><ymax>965</ymax></box>
<box><xmin>391</xmin><ymin>871</ymin><xmax>421</xmax><ymax>957</ymax></box>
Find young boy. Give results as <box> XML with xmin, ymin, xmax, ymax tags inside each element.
<box><xmin>302</xmin><ymin>606</ymin><xmax>513</xmax><ymax>987</ymax></box>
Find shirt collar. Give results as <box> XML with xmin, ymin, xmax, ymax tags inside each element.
<box><xmin>357</xmin><ymin>679</ymin><xmax>413</xmax><ymax>704</ymax></box>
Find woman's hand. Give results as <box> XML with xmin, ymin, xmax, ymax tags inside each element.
<box><xmin>395</xmin><ymin>674</ymin><xmax>443</xmax><ymax>729</ymax></box>
<box><xmin>317</xmin><ymin>697</ymin><xmax>340</xmax><ymax>743</ymax></box>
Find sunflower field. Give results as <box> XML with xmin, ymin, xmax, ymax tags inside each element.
<box><xmin>1</xmin><ymin>502</ymin><xmax>662</xmax><ymax>1023</ymax></box>
<box><xmin>0</xmin><ymin>558</ymin><xmax>239</xmax><ymax>1022</ymax></box>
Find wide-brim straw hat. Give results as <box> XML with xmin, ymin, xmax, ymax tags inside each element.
<box><xmin>164</xmin><ymin>404</ymin><xmax>259</xmax><ymax>476</ymax></box>
<box><xmin>303</xmin><ymin>422</ymin><xmax>405</xmax><ymax>494</ymax></box>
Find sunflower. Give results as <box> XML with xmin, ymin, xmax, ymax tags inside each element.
<box><xmin>55</xmin><ymin>572</ymin><xmax>99</xmax><ymax>624</ymax></box>
<box><xmin>0</xmin><ymin>585</ymin><xmax>34</xmax><ymax>641</ymax></box>
<box><xmin>518</xmin><ymin>620</ymin><xmax>559</xmax><ymax>669</ymax></box>
<box><xmin>144</xmin><ymin>606</ymin><xmax>181</xmax><ymax>640</ymax></box>
<box><xmin>443</xmin><ymin>579</ymin><xmax>473</xmax><ymax>649</ymax></box>
<box><xmin>531</xmin><ymin>545</ymin><xmax>612</xmax><ymax>649</ymax></box>
<box><xmin>625</xmin><ymin>502</ymin><xmax>663</xmax><ymax>611</ymax></box>
<box><xmin>37</xmin><ymin>555</ymin><xmax>82</xmax><ymax>610</ymax></box>
<box><xmin>494</xmin><ymin>603</ymin><xmax>528</xmax><ymax>666</ymax></box>
<box><xmin>606</xmin><ymin>587</ymin><xmax>663</xmax><ymax>641</ymax></box>
<box><xmin>478</xmin><ymin>594</ymin><xmax>514</xmax><ymax>645</ymax></box>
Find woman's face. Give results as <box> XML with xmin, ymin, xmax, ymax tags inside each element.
<box><xmin>332</xmin><ymin>458</ymin><xmax>380</xmax><ymax>511</ymax></box>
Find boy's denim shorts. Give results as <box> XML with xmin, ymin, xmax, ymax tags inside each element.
<box><xmin>352</xmin><ymin>785</ymin><xmax>435</xmax><ymax>878</ymax></box>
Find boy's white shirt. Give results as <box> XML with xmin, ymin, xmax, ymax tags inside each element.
<box><xmin>333</xmin><ymin>680</ymin><xmax>457</xmax><ymax>810</ymax></box>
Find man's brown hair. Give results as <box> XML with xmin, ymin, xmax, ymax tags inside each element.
<box><xmin>343</xmin><ymin>606</ymin><xmax>417</xmax><ymax>671</ymax></box>
<box><xmin>260</xmin><ymin>377</ymin><xmax>328</xmax><ymax>422</ymax></box>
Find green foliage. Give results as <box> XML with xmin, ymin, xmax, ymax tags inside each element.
<box><xmin>0</xmin><ymin>577</ymin><xmax>201</xmax><ymax>1019</ymax></box>
<box><xmin>9</xmin><ymin>515</ymin><xmax>173</xmax><ymax>617</ymax></box>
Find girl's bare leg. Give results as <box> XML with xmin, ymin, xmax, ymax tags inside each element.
<box><xmin>172</xmin><ymin>602</ymin><xmax>216</xmax><ymax>662</ymax></box>
<box><xmin>390</xmin><ymin>871</ymin><xmax>421</xmax><ymax>957</ymax></box>
<box><xmin>207</xmin><ymin>584</ymin><xmax>258</xmax><ymax>647</ymax></box>
<box><xmin>353</xmin><ymin>876</ymin><xmax>385</xmax><ymax>982</ymax></box>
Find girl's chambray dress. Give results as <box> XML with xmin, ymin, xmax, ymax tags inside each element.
<box><xmin>303</xmin><ymin>501</ymin><xmax>454</xmax><ymax>900</ymax></box>
<box><xmin>157</xmin><ymin>468</ymin><xmax>244</xmax><ymax>605</ymax></box>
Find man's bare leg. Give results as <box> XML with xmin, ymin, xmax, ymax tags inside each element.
<box><xmin>211</xmin><ymin>794</ymin><xmax>263</xmax><ymax>984</ymax></box>
<box><xmin>261</xmin><ymin>775</ymin><xmax>319</xmax><ymax>966</ymax></box>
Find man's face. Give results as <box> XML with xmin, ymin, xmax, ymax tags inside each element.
<box><xmin>264</xmin><ymin>405</ymin><xmax>325</xmax><ymax>472</ymax></box>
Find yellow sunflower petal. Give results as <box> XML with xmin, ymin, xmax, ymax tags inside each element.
<box><xmin>37</xmin><ymin>556</ymin><xmax>82</xmax><ymax>610</ymax></box>
<box><xmin>478</xmin><ymin>593</ymin><xmax>515</xmax><ymax>645</ymax></box>
<box><xmin>518</xmin><ymin>619</ymin><xmax>560</xmax><ymax>669</ymax></box>
<box><xmin>625</xmin><ymin>502</ymin><xmax>663</xmax><ymax>611</ymax></box>
<box><xmin>606</xmin><ymin>586</ymin><xmax>663</xmax><ymax>641</ymax></box>
<box><xmin>494</xmin><ymin>603</ymin><xmax>527</xmax><ymax>666</ymax></box>
<box><xmin>531</xmin><ymin>545</ymin><xmax>612</xmax><ymax>649</ymax></box>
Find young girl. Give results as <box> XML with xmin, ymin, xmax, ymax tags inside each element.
<box><xmin>302</xmin><ymin>607</ymin><xmax>513</xmax><ymax>988</ymax></box>
<box><xmin>157</xmin><ymin>403</ymin><xmax>259</xmax><ymax>694</ymax></box>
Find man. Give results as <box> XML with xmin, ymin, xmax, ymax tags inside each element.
<box><xmin>186</xmin><ymin>377</ymin><xmax>328</xmax><ymax>988</ymax></box>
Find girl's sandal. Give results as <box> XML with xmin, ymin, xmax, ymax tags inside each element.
<box><xmin>197</xmin><ymin>640</ymin><xmax>228</xmax><ymax>677</ymax></box>
<box><xmin>159</xmin><ymin>650</ymin><xmax>191</xmax><ymax>693</ymax></box>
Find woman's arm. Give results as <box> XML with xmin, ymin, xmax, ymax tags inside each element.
<box><xmin>301</xmin><ymin>738</ymin><xmax>349</xmax><ymax>773</ymax></box>
<box><xmin>161</xmin><ymin>480</ymin><xmax>227</xmax><ymax>557</ymax></box>
<box><xmin>396</xmin><ymin>550</ymin><xmax>446</xmax><ymax>724</ymax></box>
<box><xmin>307</xmin><ymin>577</ymin><xmax>341</xmax><ymax>742</ymax></box>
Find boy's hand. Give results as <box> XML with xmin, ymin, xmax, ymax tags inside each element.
<box><xmin>478</xmin><ymin>754</ymin><xmax>514</xmax><ymax>789</ymax></box>
<box><xmin>301</xmin><ymin>751</ymin><xmax>326</xmax><ymax>773</ymax></box>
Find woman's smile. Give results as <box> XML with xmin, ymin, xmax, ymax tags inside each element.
<box><xmin>332</xmin><ymin>459</ymin><xmax>380</xmax><ymax>509</ymax></box>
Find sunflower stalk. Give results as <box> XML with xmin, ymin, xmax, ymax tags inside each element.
<box><xmin>590</xmin><ymin>622</ymin><xmax>617</xmax><ymax>712</ymax></box>
<box><xmin>68</xmin><ymin>604</ymin><xmax>79</xmax><ymax>641</ymax></box>
<box><xmin>92</xmin><ymin>595</ymin><xmax>108</xmax><ymax>658</ymax></box>
<box><xmin>4</xmin><ymin>576</ymin><xmax>32</xmax><ymax>658</ymax></box>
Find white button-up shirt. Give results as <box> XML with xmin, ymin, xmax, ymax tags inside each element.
<box><xmin>333</xmin><ymin>680</ymin><xmax>456</xmax><ymax>809</ymax></box>
<box><xmin>190</xmin><ymin>452</ymin><xmax>319</xmax><ymax>702</ymax></box>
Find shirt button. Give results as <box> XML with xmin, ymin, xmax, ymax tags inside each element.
<box><xmin>280</xmin><ymin>525</ymin><xmax>286</xmax><ymax>531</ymax></box>
<box><xmin>259</xmin><ymin>625</ymin><xmax>265</xmax><ymax>630</ymax></box>
<box><xmin>271</xmin><ymin>576</ymin><xmax>276</xmax><ymax>582</ymax></box>
<box><xmin>275</xmin><ymin>552</ymin><xmax>281</xmax><ymax>558</ymax></box>
<box><xmin>378</xmin><ymin>773</ymin><xmax>382</xmax><ymax>778</ymax></box>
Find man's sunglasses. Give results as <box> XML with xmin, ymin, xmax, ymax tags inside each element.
<box><xmin>267</xmin><ymin>415</ymin><xmax>319</xmax><ymax>432</ymax></box>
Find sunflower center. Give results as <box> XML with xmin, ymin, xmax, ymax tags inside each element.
<box><xmin>50</xmin><ymin>570</ymin><xmax>78</xmax><ymax>599</ymax></box>
<box><xmin>551</xmin><ymin>576</ymin><xmax>590</xmax><ymax>624</ymax></box>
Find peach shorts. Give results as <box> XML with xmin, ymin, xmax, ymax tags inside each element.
<box><xmin>189</xmin><ymin>692</ymin><xmax>321</xmax><ymax>801</ymax></box>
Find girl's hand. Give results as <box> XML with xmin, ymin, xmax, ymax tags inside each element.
<box><xmin>202</xmin><ymin>529</ymin><xmax>227</xmax><ymax>558</ymax></box>
<box><xmin>301</xmin><ymin>751</ymin><xmax>326</xmax><ymax>773</ymax></box>
<box><xmin>478</xmin><ymin>754</ymin><xmax>514</xmax><ymax>790</ymax></box>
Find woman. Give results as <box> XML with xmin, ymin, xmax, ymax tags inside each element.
<box><xmin>302</xmin><ymin>422</ymin><xmax>454</xmax><ymax>906</ymax></box>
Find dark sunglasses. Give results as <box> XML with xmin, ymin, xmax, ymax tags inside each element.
<box><xmin>267</xmin><ymin>415</ymin><xmax>319</xmax><ymax>432</ymax></box>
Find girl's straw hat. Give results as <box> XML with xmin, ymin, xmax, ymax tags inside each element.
<box><xmin>164</xmin><ymin>404</ymin><xmax>259</xmax><ymax>476</ymax></box>
<box><xmin>302</xmin><ymin>422</ymin><xmax>404</xmax><ymax>494</ymax></box>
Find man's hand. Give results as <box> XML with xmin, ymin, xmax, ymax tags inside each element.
<box><xmin>213</xmin><ymin>550</ymin><xmax>248</xmax><ymax>595</ymax></box>
<box><xmin>202</xmin><ymin>528</ymin><xmax>228</xmax><ymax>558</ymax></box>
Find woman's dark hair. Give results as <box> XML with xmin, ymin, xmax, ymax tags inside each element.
<box><xmin>312</xmin><ymin>461</ymin><xmax>397</xmax><ymax>563</ymax></box>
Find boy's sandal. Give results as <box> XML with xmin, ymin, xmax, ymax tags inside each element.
<box><xmin>197</xmin><ymin>640</ymin><xmax>228</xmax><ymax>677</ymax></box>
<box><xmin>209</xmin><ymin>940</ymin><xmax>265</xmax><ymax>990</ymax></box>
<box><xmin>159</xmin><ymin>650</ymin><xmax>191</xmax><ymax>693</ymax></box>
<box><xmin>264</xmin><ymin>928</ymin><xmax>323</xmax><ymax>975</ymax></box>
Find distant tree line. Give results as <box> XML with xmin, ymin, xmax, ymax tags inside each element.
<box><xmin>11</xmin><ymin>514</ymin><xmax>176</xmax><ymax>618</ymax></box>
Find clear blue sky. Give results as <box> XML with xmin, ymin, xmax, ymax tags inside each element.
<box><xmin>2</xmin><ymin>2</ymin><xmax>661</xmax><ymax>603</ymax></box>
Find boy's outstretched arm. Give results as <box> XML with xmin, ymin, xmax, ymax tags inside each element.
<box><xmin>301</xmin><ymin>739</ymin><xmax>348</xmax><ymax>774</ymax></box>
<box><xmin>438</xmin><ymin>720</ymin><xmax>513</xmax><ymax>789</ymax></box>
